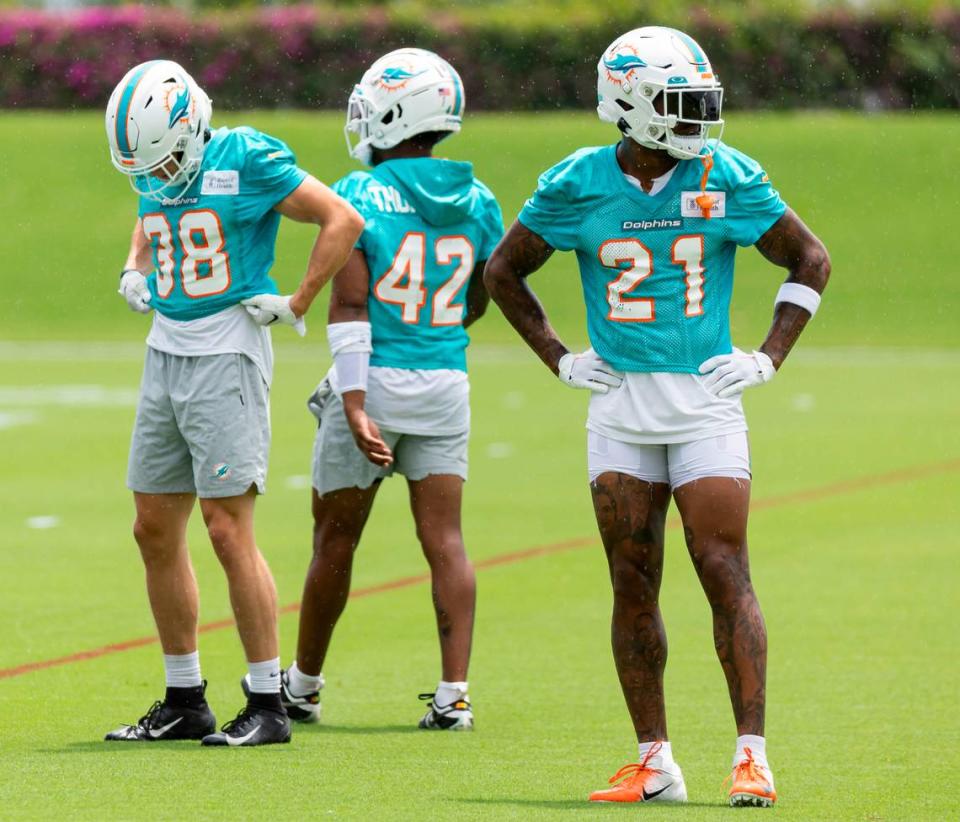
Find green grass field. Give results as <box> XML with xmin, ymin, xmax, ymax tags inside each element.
<box><xmin>1</xmin><ymin>112</ymin><xmax>959</xmax><ymax>820</ymax></box>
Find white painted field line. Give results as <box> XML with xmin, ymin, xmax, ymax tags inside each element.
<box><xmin>26</xmin><ymin>516</ymin><xmax>60</xmax><ymax>530</ymax></box>
<box><xmin>0</xmin><ymin>410</ymin><xmax>38</xmax><ymax>430</ymax></box>
<box><xmin>0</xmin><ymin>385</ymin><xmax>139</xmax><ymax>406</ymax></box>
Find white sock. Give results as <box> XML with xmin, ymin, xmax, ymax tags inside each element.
<box><xmin>735</xmin><ymin>734</ymin><xmax>768</xmax><ymax>769</ymax></box>
<box><xmin>639</xmin><ymin>739</ymin><xmax>673</xmax><ymax>765</ymax></box>
<box><xmin>435</xmin><ymin>680</ymin><xmax>468</xmax><ymax>708</ymax></box>
<box><xmin>246</xmin><ymin>657</ymin><xmax>281</xmax><ymax>694</ymax></box>
<box><xmin>163</xmin><ymin>651</ymin><xmax>201</xmax><ymax>689</ymax></box>
<box><xmin>288</xmin><ymin>661</ymin><xmax>324</xmax><ymax>696</ymax></box>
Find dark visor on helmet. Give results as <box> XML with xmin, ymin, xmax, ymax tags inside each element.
<box><xmin>665</xmin><ymin>89</ymin><xmax>722</xmax><ymax>122</ymax></box>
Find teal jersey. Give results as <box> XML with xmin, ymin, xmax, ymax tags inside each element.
<box><xmin>332</xmin><ymin>158</ymin><xmax>503</xmax><ymax>372</ymax></box>
<box><xmin>137</xmin><ymin>127</ymin><xmax>307</xmax><ymax>322</ymax></box>
<box><xmin>518</xmin><ymin>141</ymin><xmax>786</xmax><ymax>373</ymax></box>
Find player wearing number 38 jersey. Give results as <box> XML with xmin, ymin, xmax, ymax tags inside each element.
<box><xmin>279</xmin><ymin>49</ymin><xmax>502</xmax><ymax>733</ymax></box>
<box><xmin>486</xmin><ymin>27</ymin><xmax>830</xmax><ymax>807</ymax></box>
<box><xmin>103</xmin><ymin>60</ymin><xmax>363</xmax><ymax>748</ymax></box>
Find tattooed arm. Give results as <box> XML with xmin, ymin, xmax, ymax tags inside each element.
<box><xmin>483</xmin><ymin>221</ymin><xmax>568</xmax><ymax>375</ymax></box>
<box><xmin>754</xmin><ymin>207</ymin><xmax>831</xmax><ymax>369</ymax></box>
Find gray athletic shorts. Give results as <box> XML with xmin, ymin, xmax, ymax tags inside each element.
<box><xmin>311</xmin><ymin>389</ymin><xmax>468</xmax><ymax>496</ymax></box>
<box><xmin>127</xmin><ymin>348</ymin><xmax>270</xmax><ymax>498</ymax></box>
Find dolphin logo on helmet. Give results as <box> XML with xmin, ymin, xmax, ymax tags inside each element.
<box><xmin>603</xmin><ymin>54</ymin><xmax>649</xmax><ymax>74</ymax></box>
<box><xmin>378</xmin><ymin>66</ymin><xmax>428</xmax><ymax>90</ymax></box>
<box><xmin>166</xmin><ymin>84</ymin><xmax>191</xmax><ymax>128</ymax></box>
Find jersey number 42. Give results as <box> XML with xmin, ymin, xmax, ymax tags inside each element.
<box><xmin>374</xmin><ymin>232</ymin><xmax>474</xmax><ymax>326</ymax></box>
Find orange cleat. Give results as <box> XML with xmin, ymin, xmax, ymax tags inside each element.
<box><xmin>727</xmin><ymin>747</ymin><xmax>777</xmax><ymax>807</ymax></box>
<box><xmin>589</xmin><ymin>742</ymin><xmax>688</xmax><ymax>803</ymax></box>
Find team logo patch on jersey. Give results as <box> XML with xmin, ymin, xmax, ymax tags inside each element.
<box><xmin>681</xmin><ymin>190</ymin><xmax>726</xmax><ymax>218</ymax></box>
<box><xmin>201</xmin><ymin>170</ymin><xmax>240</xmax><ymax>195</ymax></box>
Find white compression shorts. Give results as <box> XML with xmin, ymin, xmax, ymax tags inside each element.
<box><xmin>587</xmin><ymin>430</ymin><xmax>751</xmax><ymax>490</ymax></box>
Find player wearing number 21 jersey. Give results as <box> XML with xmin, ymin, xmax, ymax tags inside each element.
<box><xmin>103</xmin><ymin>60</ymin><xmax>363</xmax><ymax>748</ymax></box>
<box><xmin>485</xmin><ymin>26</ymin><xmax>830</xmax><ymax>806</ymax></box>
<box><xmin>279</xmin><ymin>49</ymin><xmax>502</xmax><ymax>732</ymax></box>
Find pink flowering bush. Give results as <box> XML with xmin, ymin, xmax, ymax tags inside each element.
<box><xmin>0</xmin><ymin>5</ymin><xmax>957</xmax><ymax>110</ymax></box>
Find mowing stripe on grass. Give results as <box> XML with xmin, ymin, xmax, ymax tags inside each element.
<box><xmin>1</xmin><ymin>457</ymin><xmax>957</xmax><ymax>681</ymax></box>
<box><xmin>3</xmin><ymin>341</ymin><xmax>960</xmax><ymax>366</ymax></box>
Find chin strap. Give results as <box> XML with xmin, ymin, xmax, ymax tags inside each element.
<box><xmin>695</xmin><ymin>153</ymin><xmax>715</xmax><ymax>218</ymax></box>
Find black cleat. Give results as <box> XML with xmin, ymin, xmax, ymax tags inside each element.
<box><xmin>105</xmin><ymin>685</ymin><xmax>216</xmax><ymax>742</ymax></box>
<box><xmin>201</xmin><ymin>703</ymin><xmax>291</xmax><ymax>747</ymax></box>
<box><xmin>417</xmin><ymin>692</ymin><xmax>474</xmax><ymax>731</ymax></box>
<box><xmin>241</xmin><ymin>670</ymin><xmax>321</xmax><ymax>723</ymax></box>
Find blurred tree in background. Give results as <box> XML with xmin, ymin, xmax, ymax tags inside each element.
<box><xmin>0</xmin><ymin>1</ymin><xmax>957</xmax><ymax>109</ymax></box>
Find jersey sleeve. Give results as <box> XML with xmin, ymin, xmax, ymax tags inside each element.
<box><xmin>238</xmin><ymin>129</ymin><xmax>308</xmax><ymax>223</ymax></box>
<box><xmin>474</xmin><ymin>183</ymin><xmax>504</xmax><ymax>261</ymax></box>
<box><xmin>723</xmin><ymin>148</ymin><xmax>787</xmax><ymax>247</ymax></box>
<box><xmin>517</xmin><ymin>154</ymin><xmax>586</xmax><ymax>252</ymax></box>
<box><xmin>331</xmin><ymin>173</ymin><xmax>372</xmax><ymax>252</ymax></box>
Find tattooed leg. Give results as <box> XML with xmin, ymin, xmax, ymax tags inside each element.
<box><xmin>591</xmin><ymin>473</ymin><xmax>672</xmax><ymax>742</ymax></box>
<box><xmin>673</xmin><ymin>477</ymin><xmax>766</xmax><ymax>736</ymax></box>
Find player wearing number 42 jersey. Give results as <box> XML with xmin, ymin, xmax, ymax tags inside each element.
<box><xmin>275</xmin><ymin>49</ymin><xmax>502</xmax><ymax>731</ymax></box>
<box><xmin>103</xmin><ymin>60</ymin><xmax>363</xmax><ymax>747</ymax></box>
<box><xmin>485</xmin><ymin>27</ymin><xmax>831</xmax><ymax>805</ymax></box>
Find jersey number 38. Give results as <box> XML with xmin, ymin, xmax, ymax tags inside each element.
<box><xmin>142</xmin><ymin>210</ymin><xmax>232</xmax><ymax>300</ymax></box>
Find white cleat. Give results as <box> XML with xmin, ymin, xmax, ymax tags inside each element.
<box><xmin>417</xmin><ymin>692</ymin><xmax>474</xmax><ymax>731</ymax></box>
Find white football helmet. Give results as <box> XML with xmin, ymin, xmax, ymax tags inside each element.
<box><xmin>597</xmin><ymin>27</ymin><xmax>724</xmax><ymax>159</ymax></box>
<box><xmin>105</xmin><ymin>60</ymin><xmax>212</xmax><ymax>202</ymax></box>
<box><xmin>344</xmin><ymin>48</ymin><xmax>464</xmax><ymax>166</ymax></box>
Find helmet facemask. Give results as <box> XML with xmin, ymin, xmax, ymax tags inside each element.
<box><xmin>343</xmin><ymin>87</ymin><xmax>376</xmax><ymax>166</ymax></box>
<box><xmin>126</xmin><ymin>130</ymin><xmax>205</xmax><ymax>203</ymax></box>
<box><xmin>644</xmin><ymin>88</ymin><xmax>723</xmax><ymax>160</ymax></box>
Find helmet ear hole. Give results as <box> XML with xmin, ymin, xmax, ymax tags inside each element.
<box><xmin>616</xmin><ymin>117</ymin><xmax>631</xmax><ymax>134</ymax></box>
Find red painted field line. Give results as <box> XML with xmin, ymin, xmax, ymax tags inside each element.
<box><xmin>2</xmin><ymin>457</ymin><xmax>957</xmax><ymax>682</ymax></box>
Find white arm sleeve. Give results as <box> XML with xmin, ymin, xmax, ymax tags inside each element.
<box><xmin>327</xmin><ymin>321</ymin><xmax>372</xmax><ymax>394</ymax></box>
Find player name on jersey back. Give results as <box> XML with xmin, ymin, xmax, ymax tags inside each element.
<box><xmin>366</xmin><ymin>184</ymin><xmax>415</xmax><ymax>214</ymax></box>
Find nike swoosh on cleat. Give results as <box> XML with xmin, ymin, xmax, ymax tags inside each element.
<box><xmin>147</xmin><ymin>717</ymin><xmax>183</xmax><ymax>738</ymax></box>
<box><xmin>267</xmin><ymin>313</ymin><xmax>280</xmax><ymax>324</ymax></box>
<box><xmin>642</xmin><ymin>784</ymin><xmax>671</xmax><ymax>801</ymax></box>
<box><xmin>225</xmin><ymin>725</ymin><xmax>261</xmax><ymax>746</ymax></box>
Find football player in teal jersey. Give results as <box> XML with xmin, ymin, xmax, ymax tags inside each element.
<box><xmin>485</xmin><ymin>27</ymin><xmax>830</xmax><ymax>805</ymax></box>
<box><xmin>274</xmin><ymin>49</ymin><xmax>502</xmax><ymax>731</ymax></box>
<box><xmin>102</xmin><ymin>60</ymin><xmax>364</xmax><ymax>746</ymax></box>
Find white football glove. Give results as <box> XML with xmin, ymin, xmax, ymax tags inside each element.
<box><xmin>558</xmin><ymin>349</ymin><xmax>624</xmax><ymax>394</ymax></box>
<box><xmin>118</xmin><ymin>269</ymin><xmax>152</xmax><ymax>314</ymax></box>
<box><xmin>699</xmin><ymin>348</ymin><xmax>776</xmax><ymax>399</ymax></box>
<box><xmin>241</xmin><ymin>294</ymin><xmax>306</xmax><ymax>337</ymax></box>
